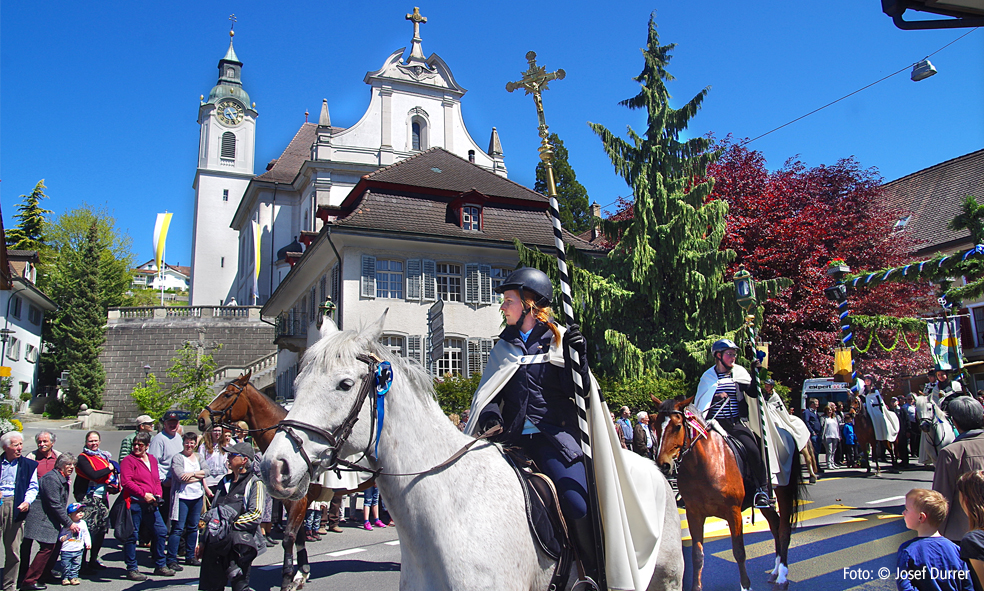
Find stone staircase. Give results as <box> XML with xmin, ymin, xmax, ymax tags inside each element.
<box><xmin>210</xmin><ymin>351</ymin><xmax>278</xmax><ymax>393</ymax></box>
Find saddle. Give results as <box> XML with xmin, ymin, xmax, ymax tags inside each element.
<box><xmin>504</xmin><ymin>451</ymin><xmax>575</xmax><ymax>590</ymax></box>
<box><xmin>702</xmin><ymin>415</ymin><xmax>757</xmax><ymax>510</ymax></box>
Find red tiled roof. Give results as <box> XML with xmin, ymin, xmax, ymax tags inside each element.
<box><xmin>363</xmin><ymin>148</ymin><xmax>547</xmax><ymax>203</ymax></box>
<box><xmin>253</xmin><ymin>123</ymin><xmax>318</xmax><ymax>184</ymax></box>
<box><xmin>879</xmin><ymin>148</ymin><xmax>984</xmax><ymax>256</ymax></box>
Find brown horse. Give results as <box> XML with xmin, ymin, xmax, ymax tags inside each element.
<box><xmin>849</xmin><ymin>394</ymin><xmax>897</xmax><ymax>475</ymax></box>
<box><xmin>655</xmin><ymin>397</ymin><xmax>803</xmax><ymax>591</ymax></box>
<box><xmin>198</xmin><ymin>373</ymin><xmax>336</xmax><ymax>591</ymax></box>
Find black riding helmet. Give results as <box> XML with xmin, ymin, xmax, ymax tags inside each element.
<box><xmin>494</xmin><ymin>267</ymin><xmax>553</xmax><ymax>308</ymax></box>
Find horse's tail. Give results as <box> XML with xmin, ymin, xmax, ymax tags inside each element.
<box><xmin>788</xmin><ymin>449</ymin><xmax>807</xmax><ymax>528</ymax></box>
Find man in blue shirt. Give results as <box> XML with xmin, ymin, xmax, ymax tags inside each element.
<box><xmin>0</xmin><ymin>431</ymin><xmax>39</xmax><ymax>591</ymax></box>
<box><xmin>616</xmin><ymin>406</ymin><xmax>633</xmax><ymax>447</ymax></box>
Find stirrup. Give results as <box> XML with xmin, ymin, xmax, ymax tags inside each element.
<box><xmin>753</xmin><ymin>490</ymin><xmax>774</xmax><ymax>509</ymax></box>
<box><xmin>571</xmin><ymin>576</ymin><xmax>601</xmax><ymax>591</ymax></box>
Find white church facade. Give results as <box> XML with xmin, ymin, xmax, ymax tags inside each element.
<box><xmin>189</xmin><ymin>9</ymin><xmax>505</xmax><ymax>307</ymax></box>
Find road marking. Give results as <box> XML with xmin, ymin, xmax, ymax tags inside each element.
<box><xmin>711</xmin><ymin>509</ymin><xmax>900</xmax><ymax>561</ymax></box>
<box><xmin>866</xmin><ymin>495</ymin><xmax>905</xmax><ymax>505</ymax></box>
<box><xmin>385</xmin><ymin>541</ymin><xmax>400</xmax><ymax>546</ymax></box>
<box><xmin>328</xmin><ymin>548</ymin><xmax>367</xmax><ymax>557</ymax></box>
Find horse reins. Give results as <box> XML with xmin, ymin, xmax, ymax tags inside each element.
<box><xmin>274</xmin><ymin>352</ymin><xmax>502</xmax><ymax>482</ymax></box>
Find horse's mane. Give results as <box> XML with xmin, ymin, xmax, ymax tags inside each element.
<box><xmin>300</xmin><ymin>326</ymin><xmax>438</xmax><ymax>402</ymax></box>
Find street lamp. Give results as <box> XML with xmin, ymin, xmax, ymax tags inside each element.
<box><xmin>143</xmin><ymin>365</ymin><xmax>151</xmax><ymax>378</ymax></box>
<box><xmin>733</xmin><ymin>265</ymin><xmax>757</xmax><ymax>311</ymax></box>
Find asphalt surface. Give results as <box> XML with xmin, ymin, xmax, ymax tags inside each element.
<box><xmin>11</xmin><ymin>421</ymin><xmax>939</xmax><ymax>591</ymax></box>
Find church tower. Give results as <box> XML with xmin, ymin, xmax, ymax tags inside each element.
<box><xmin>189</xmin><ymin>22</ymin><xmax>258</xmax><ymax>306</ymax></box>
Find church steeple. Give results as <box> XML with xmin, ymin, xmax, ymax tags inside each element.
<box><xmin>205</xmin><ymin>14</ymin><xmax>251</xmax><ymax>108</ymax></box>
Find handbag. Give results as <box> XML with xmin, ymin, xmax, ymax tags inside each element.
<box><xmin>109</xmin><ymin>494</ymin><xmax>133</xmax><ymax>541</ymax></box>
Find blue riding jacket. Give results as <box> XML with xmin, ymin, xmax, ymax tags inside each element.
<box><xmin>477</xmin><ymin>323</ymin><xmax>582</xmax><ymax>464</ymax></box>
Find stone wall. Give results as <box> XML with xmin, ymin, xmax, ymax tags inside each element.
<box><xmin>99</xmin><ymin>306</ymin><xmax>276</xmax><ymax>428</ymax></box>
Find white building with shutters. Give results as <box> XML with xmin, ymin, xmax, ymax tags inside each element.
<box><xmin>262</xmin><ymin>148</ymin><xmax>601</xmax><ymax>400</ymax></box>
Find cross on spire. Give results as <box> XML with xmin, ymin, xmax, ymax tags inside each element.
<box><xmin>229</xmin><ymin>14</ymin><xmax>237</xmax><ymax>32</ymax></box>
<box><xmin>406</xmin><ymin>7</ymin><xmax>427</xmax><ymax>62</ymax></box>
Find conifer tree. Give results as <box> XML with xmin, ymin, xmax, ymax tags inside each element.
<box><xmin>535</xmin><ymin>133</ymin><xmax>592</xmax><ymax>234</ymax></box>
<box><xmin>518</xmin><ymin>15</ymin><xmax>787</xmax><ymax>380</ymax></box>
<box><xmin>54</xmin><ymin>223</ymin><xmax>107</xmax><ymax>411</ymax></box>
<box><xmin>6</xmin><ymin>180</ymin><xmax>52</xmax><ymax>251</ymax></box>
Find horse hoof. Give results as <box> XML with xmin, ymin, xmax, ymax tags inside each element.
<box><xmin>767</xmin><ymin>573</ymin><xmax>778</xmax><ymax>583</ymax></box>
<box><xmin>772</xmin><ymin>581</ymin><xmax>789</xmax><ymax>591</ymax></box>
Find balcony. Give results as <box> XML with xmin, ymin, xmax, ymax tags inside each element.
<box><xmin>275</xmin><ymin>311</ymin><xmax>308</xmax><ymax>353</ymax></box>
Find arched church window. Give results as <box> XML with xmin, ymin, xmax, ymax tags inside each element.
<box><xmin>412</xmin><ymin>122</ymin><xmax>421</xmax><ymax>151</ymax></box>
<box><xmin>221</xmin><ymin>132</ymin><xmax>236</xmax><ymax>160</ymax></box>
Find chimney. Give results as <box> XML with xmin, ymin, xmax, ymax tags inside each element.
<box><xmin>590</xmin><ymin>202</ymin><xmax>601</xmax><ymax>241</ymax></box>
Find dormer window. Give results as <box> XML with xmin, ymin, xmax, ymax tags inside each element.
<box><xmin>462</xmin><ymin>205</ymin><xmax>482</xmax><ymax>231</ymax></box>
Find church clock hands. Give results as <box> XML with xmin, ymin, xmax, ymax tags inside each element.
<box><xmin>216</xmin><ymin>99</ymin><xmax>245</xmax><ymax>126</ymax></box>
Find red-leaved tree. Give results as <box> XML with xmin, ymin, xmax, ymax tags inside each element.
<box><xmin>710</xmin><ymin>141</ymin><xmax>933</xmax><ymax>394</ymax></box>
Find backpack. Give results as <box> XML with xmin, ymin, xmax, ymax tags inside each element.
<box><xmin>200</xmin><ymin>503</ymin><xmax>240</xmax><ymax>553</ymax></box>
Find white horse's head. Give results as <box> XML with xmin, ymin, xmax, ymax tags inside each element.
<box><xmin>261</xmin><ymin>311</ymin><xmax>389</xmax><ymax>500</ymax></box>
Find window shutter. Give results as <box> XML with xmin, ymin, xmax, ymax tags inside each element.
<box><xmin>408</xmin><ymin>335</ymin><xmax>422</xmax><ymax>366</ymax></box>
<box><xmin>479</xmin><ymin>265</ymin><xmax>492</xmax><ymax>305</ymax></box>
<box><xmin>422</xmin><ymin>259</ymin><xmax>437</xmax><ymax>302</ymax></box>
<box><xmin>406</xmin><ymin>259</ymin><xmax>421</xmax><ymax>301</ymax></box>
<box><xmin>361</xmin><ymin>255</ymin><xmax>376</xmax><ymax>298</ymax></box>
<box><xmin>467</xmin><ymin>338</ymin><xmax>481</xmax><ymax>377</ymax></box>
<box><xmin>465</xmin><ymin>264</ymin><xmax>480</xmax><ymax>304</ymax></box>
<box><xmin>482</xmin><ymin>338</ymin><xmax>494</xmax><ymax>372</ymax></box>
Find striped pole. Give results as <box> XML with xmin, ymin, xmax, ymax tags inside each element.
<box><xmin>508</xmin><ymin>51</ymin><xmax>606</xmax><ymax>590</ymax></box>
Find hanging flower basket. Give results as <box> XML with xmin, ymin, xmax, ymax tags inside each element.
<box><xmin>827</xmin><ymin>259</ymin><xmax>850</xmax><ymax>276</ymax></box>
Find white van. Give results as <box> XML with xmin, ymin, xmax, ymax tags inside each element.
<box><xmin>800</xmin><ymin>377</ymin><xmax>852</xmax><ymax>411</ymax></box>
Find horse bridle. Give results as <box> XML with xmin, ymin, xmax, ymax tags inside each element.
<box><xmin>276</xmin><ymin>353</ymin><xmax>383</xmax><ymax>481</ymax></box>
<box><xmin>661</xmin><ymin>409</ymin><xmax>704</xmax><ymax>470</ymax></box>
<box><xmin>206</xmin><ymin>380</ymin><xmax>248</xmax><ymax>431</ymax></box>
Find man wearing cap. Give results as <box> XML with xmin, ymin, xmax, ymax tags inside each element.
<box><xmin>933</xmin><ymin>397</ymin><xmax>984</xmax><ymax>542</ymax></box>
<box><xmin>119</xmin><ymin>415</ymin><xmax>155</xmax><ymax>460</ymax></box>
<box><xmin>198</xmin><ymin>442</ymin><xmax>265</xmax><ymax>591</ymax></box>
<box><xmin>149</xmin><ymin>411</ymin><xmax>183</xmax><ymax>528</ymax></box>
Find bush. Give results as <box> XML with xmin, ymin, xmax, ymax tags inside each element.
<box><xmin>19</xmin><ymin>391</ymin><xmax>32</xmax><ymax>402</ymax></box>
<box><xmin>131</xmin><ymin>373</ymin><xmax>170</xmax><ymax>421</ymax></box>
<box><xmin>597</xmin><ymin>371</ymin><xmax>694</xmax><ymax>418</ymax></box>
<box><xmin>433</xmin><ymin>373</ymin><xmax>482</xmax><ymax>416</ymax></box>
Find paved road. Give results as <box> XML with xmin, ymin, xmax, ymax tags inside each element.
<box><xmin>15</xmin><ymin>422</ymin><xmax>938</xmax><ymax>591</ymax></box>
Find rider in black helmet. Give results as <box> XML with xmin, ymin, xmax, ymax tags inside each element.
<box><xmin>694</xmin><ymin>338</ymin><xmax>772</xmax><ymax>509</ymax></box>
<box><xmin>472</xmin><ymin>267</ymin><xmax>600</xmax><ymax>588</ymax></box>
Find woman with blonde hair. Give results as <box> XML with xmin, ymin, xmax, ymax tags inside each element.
<box><xmin>957</xmin><ymin>470</ymin><xmax>984</xmax><ymax>591</ymax></box>
<box><xmin>468</xmin><ymin>267</ymin><xmax>597</xmax><ymax>584</ymax></box>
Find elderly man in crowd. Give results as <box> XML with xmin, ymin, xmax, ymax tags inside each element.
<box><xmin>19</xmin><ymin>433</ymin><xmax>62</xmax><ymax>586</ymax></box>
<box><xmin>933</xmin><ymin>397</ymin><xmax>984</xmax><ymax>543</ymax></box>
<box><xmin>0</xmin><ymin>432</ymin><xmax>39</xmax><ymax>591</ymax></box>
<box><xmin>120</xmin><ymin>415</ymin><xmax>155</xmax><ymax>460</ymax></box>
<box><xmin>149</xmin><ymin>411</ymin><xmax>183</xmax><ymax>530</ymax></box>
<box><xmin>20</xmin><ymin>454</ymin><xmax>77</xmax><ymax>591</ymax></box>
<box><xmin>616</xmin><ymin>406</ymin><xmax>634</xmax><ymax>449</ymax></box>
<box><xmin>632</xmin><ymin>411</ymin><xmax>654</xmax><ymax>459</ymax></box>
<box><xmin>24</xmin><ymin>433</ymin><xmax>60</xmax><ymax>478</ymax></box>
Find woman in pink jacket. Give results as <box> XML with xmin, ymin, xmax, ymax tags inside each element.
<box><xmin>120</xmin><ymin>431</ymin><xmax>174</xmax><ymax>581</ymax></box>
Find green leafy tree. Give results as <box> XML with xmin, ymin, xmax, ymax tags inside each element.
<box><xmin>39</xmin><ymin>205</ymin><xmax>136</xmax><ymax>411</ymax></box>
<box><xmin>131</xmin><ymin>373</ymin><xmax>171</xmax><ymax>420</ymax></box>
<box><xmin>167</xmin><ymin>342</ymin><xmax>220</xmax><ymax>417</ymax></box>
<box><xmin>519</xmin><ymin>15</ymin><xmax>788</xmax><ymax>381</ymax></box>
<box><xmin>5</xmin><ymin>180</ymin><xmax>52</xmax><ymax>251</ymax></box>
<box><xmin>55</xmin><ymin>223</ymin><xmax>107</xmax><ymax>412</ymax></box>
<box><xmin>535</xmin><ymin>133</ymin><xmax>592</xmax><ymax>235</ymax></box>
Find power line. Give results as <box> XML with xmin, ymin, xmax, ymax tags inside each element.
<box><xmin>739</xmin><ymin>27</ymin><xmax>979</xmax><ymax>147</ymax></box>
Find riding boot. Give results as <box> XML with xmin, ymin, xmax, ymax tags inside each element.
<box><xmin>568</xmin><ymin>516</ymin><xmax>602</xmax><ymax>590</ymax></box>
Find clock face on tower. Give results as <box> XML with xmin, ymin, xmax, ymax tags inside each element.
<box><xmin>216</xmin><ymin>99</ymin><xmax>245</xmax><ymax>126</ymax></box>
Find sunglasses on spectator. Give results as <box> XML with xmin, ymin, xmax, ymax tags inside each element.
<box><xmin>133</xmin><ymin>443</ymin><xmax>148</xmax><ymax>448</ymax></box>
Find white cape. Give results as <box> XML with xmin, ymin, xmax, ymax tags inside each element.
<box><xmin>694</xmin><ymin>365</ymin><xmax>799</xmax><ymax>487</ymax></box>
<box><xmin>465</xmin><ymin>331</ymin><xmax>665</xmax><ymax>591</ymax></box>
<box><xmin>863</xmin><ymin>392</ymin><xmax>900</xmax><ymax>442</ymax></box>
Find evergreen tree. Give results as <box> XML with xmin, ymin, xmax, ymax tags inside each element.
<box><xmin>39</xmin><ymin>205</ymin><xmax>135</xmax><ymax>412</ymax></box>
<box><xmin>519</xmin><ymin>16</ymin><xmax>787</xmax><ymax>381</ymax></box>
<box><xmin>535</xmin><ymin>133</ymin><xmax>592</xmax><ymax>234</ymax></box>
<box><xmin>55</xmin><ymin>223</ymin><xmax>107</xmax><ymax>411</ymax></box>
<box><xmin>5</xmin><ymin>180</ymin><xmax>52</xmax><ymax>251</ymax></box>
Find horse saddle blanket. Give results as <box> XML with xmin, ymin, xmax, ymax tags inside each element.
<box><xmin>864</xmin><ymin>394</ymin><xmax>900</xmax><ymax>442</ymax></box>
<box><xmin>506</xmin><ymin>453</ymin><xmax>566</xmax><ymax>561</ymax></box>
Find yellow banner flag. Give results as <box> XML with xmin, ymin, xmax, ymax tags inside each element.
<box><xmin>153</xmin><ymin>213</ymin><xmax>173</xmax><ymax>273</ymax></box>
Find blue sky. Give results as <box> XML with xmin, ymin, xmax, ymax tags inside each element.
<box><xmin>2</xmin><ymin>1</ymin><xmax>982</xmax><ymax>266</ymax></box>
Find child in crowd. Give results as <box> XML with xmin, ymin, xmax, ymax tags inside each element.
<box><xmin>59</xmin><ymin>503</ymin><xmax>92</xmax><ymax>586</ymax></box>
<box><xmin>956</xmin><ymin>471</ymin><xmax>984</xmax><ymax>591</ymax></box>
<box><xmin>842</xmin><ymin>413</ymin><xmax>858</xmax><ymax>468</ymax></box>
<box><xmin>896</xmin><ymin>488</ymin><xmax>972</xmax><ymax>591</ymax></box>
